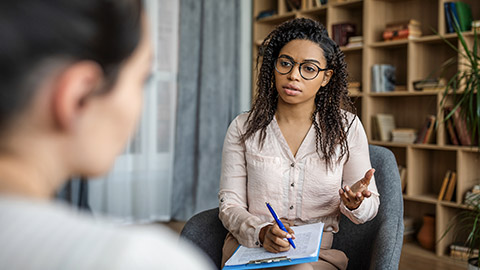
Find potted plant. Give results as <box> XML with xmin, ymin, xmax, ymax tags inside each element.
<box><xmin>438</xmin><ymin>17</ymin><xmax>479</xmax><ymax>147</ymax></box>
<box><xmin>437</xmin><ymin>15</ymin><xmax>480</xmax><ymax>269</ymax></box>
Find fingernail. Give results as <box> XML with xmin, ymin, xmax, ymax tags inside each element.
<box><xmin>286</xmin><ymin>234</ymin><xmax>292</xmax><ymax>238</ymax></box>
<box><xmin>345</xmin><ymin>186</ymin><xmax>350</xmax><ymax>192</ymax></box>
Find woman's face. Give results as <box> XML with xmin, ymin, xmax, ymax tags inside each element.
<box><xmin>74</xmin><ymin>18</ymin><xmax>153</xmax><ymax>176</ymax></box>
<box><xmin>274</xmin><ymin>39</ymin><xmax>332</xmax><ymax>107</ymax></box>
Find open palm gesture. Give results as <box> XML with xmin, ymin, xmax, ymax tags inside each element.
<box><xmin>339</xmin><ymin>168</ymin><xmax>375</xmax><ymax>210</ymax></box>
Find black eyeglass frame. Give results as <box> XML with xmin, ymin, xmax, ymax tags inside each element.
<box><xmin>274</xmin><ymin>57</ymin><xmax>329</xmax><ymax>80</ymax></box>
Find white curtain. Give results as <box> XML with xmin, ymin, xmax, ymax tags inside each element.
<box><xmin>88</xmin><ymin>0</ymin><xmax>179</xmax><ymax>223</ymax></box>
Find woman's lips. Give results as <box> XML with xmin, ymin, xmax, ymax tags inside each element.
<box><xmin>283</xmin><ymin>84</ymin><xmax>301</xmax><ymax>96</ymax></box>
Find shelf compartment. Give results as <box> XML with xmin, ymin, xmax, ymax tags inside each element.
<box><xmin>408</xmin><ymin>39</ymin><xmax>457</xmax><ymax>92</ymax></box>
<box><xmin>457</xmin><ymin>150</ymin><xmax>480</xmax><ymax>205</ymax></box>
<box><xmin>369</xmin><ymin>45</ymin><xmax>408</xmax><ymax>92</ymax></box>
<box><xmin>369</xmin><ymin>95</ymin><xmax>437</xmax><ymax>135</ymax></box>
<box><xmin>366</xmin><ymin>0</ymin><xmax>438</xmax><ymax>44</ymax></box>
<box><xmin>437</xmin><ymin>204</ymin><xmax>470</xmax><ymax>257</ymax></box>
<box><xmin>327</xmin><ymin>1</ymin><xmax>364</xmax><ymax>39</ymax></box>
<box><xmin>404</xmin><ymin>200</ymin><xmax>436</xmax><ymax>250</ymax></box>
<box><xmin>344</xmin><ymin>49</ymin><xmax>363</xmax><ymax>85</ymax></box>
<box><xmin>407</xmin><ymin>148</ymin><xmax>457</xmax><ymax>198</ymax></box>
<box><xmin>253</xmin><ymin>15</ymin><xmax>296</xmax><ymax>43</ymax></box>
<box><xmin>299</xmin><ymin>7</ymin><xmax>327</xmax><ymax>29</ymax></box>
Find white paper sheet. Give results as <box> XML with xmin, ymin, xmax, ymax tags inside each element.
<box><xmin>225</xmin><ymin>222</ymin><xmax>324</xmax><ymax>266</ymax></box>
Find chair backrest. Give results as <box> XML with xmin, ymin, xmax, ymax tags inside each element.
<box><xmin>180</xmin><ymin>145</ymin><xmax>404</xmax><ymax>270</ymax></box>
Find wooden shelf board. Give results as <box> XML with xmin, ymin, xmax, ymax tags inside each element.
<box><xmin>370</xmin><ymin>140</ymin><xmax>408</xmax><ymax>148</ymax></box>
<box><xmin>330</xmin><ymin>0</ymin><xmax>363</xmax><ymax>8</ymax></box>
<box><xmin>341</xmin><ymin>45</ymin><xmax>363</xmax><ymax>52</ymax></box>
<box><xmin>411</xmin><ymin>144</ymin><xmax>477</xmax><ymax>151</ymax></box>
<box><xmin>411</xmin><ymin>34</ymin><xmax>458</xmax><ymax>44</ymax></box>
<box><xmin>370</xmin><ymin>39</ymin><xmax>408</xmax><ymax>48</ymax></box>
<box><xmin>403</xmin><ymin>194</ymin><xmax>438</xmax><ymax>204</ymax></box>
<box><xmin>369</xmin><ymin>91</ymin><xmax>439</xmax><ymax>97</ymax></box>
<box><xmin>256</xmin><ymin>13</ymin><xmax>296</xmax><ymax>24</ymax></box>
<box><xmin>439</xmin><ymin>201</ymin><xmax>471</xmax><ymax>210</ymax></box>
<box><xmin>348</xmin><ymin>90</ymin><xmax>363</xmax><ymax>97</ymax></box>
<box><xmin>369</xmin><ymin>141</ymin><xmax>478</xmax><ymax>151</ymax></box>
<box><xmin>301</xmin><ymin>6</ymin><xmax>328</xmax><ymax>15</ymax></box>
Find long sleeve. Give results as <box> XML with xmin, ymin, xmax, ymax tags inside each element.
<box><xmin>218</xmin><ymin>115</ymin><xmax>271</xmax><ymax>248</ymax></box>
<box><xmin>339</xmin><ymin>116</ymin><xmax>380</xmax><ymax>224</ymax></box>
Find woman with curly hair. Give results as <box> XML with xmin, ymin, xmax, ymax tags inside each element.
<box><xmin>218</xmin><ymin>18</ymin><xmax>379</xmax><ymax>269</ymax></box>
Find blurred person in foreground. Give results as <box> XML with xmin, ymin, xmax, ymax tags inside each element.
<box><xmin>0</xmin><ymin>0</ymin><xmax>213</xmax><ymax>269</ymax></box>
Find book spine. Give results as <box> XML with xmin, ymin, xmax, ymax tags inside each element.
<box><xmin>455</xmin><ymin>1</ymin><xmax>473</xmax><ymax>31</ymax></box>
<box><xmin>444</xmin><ymin>3</ymin><xmax>454</xmax><ymax>33</ymax></box>
<box><xmin>449</xmin><ymin>2</ymin><xmax>460</xmax><ymax>30</ymax></box>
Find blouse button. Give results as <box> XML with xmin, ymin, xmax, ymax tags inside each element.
<box><xmin>290</xmin><ymin>163</ymin><xmax>295</xmax><ymax>167</ymax></box>
<box><xmin>289</xmin><ymin>205</ymin><xmax>294</xmax><ymax>210</ymax></box>
<box><xmin>290</xmin><ymin>183</ymin><xmax>295</xmax><ymax>187</ymax></box>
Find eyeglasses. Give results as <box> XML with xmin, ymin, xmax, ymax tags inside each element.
<box><xmin>274</xmin><ymin>56</ymin><xmax>328</xmax><ymax>80</ymax></box>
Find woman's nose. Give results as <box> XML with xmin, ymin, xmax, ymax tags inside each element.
<box><xmin>287</xmin><ymin>65</ymin><xmax>301</xmax><ymax>81</ymax></box>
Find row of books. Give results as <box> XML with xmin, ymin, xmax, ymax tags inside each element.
<box><xmin>370</xmin><ymin>110</ymin><xmax>475</xmax><ymax>146</ymax></box>
<box><xmin>444</xmin><ymin>107</ymin><xmax>474</xmax><ymax>146</ymax></box>
<box><xmin>444</xmin><ymin>1</ymin><xmax>473</xmax><ymax>33</ymax></box>
<box><xmin>438</xmin><ymin>170</ymin><xmax>457</xmax><ymax>202</ymax></box>
<box><xmin>382</xmin><ymin>19</ymin><xmax>422</xmax><ymax>41</ymax></box>
<box><xmin>371</xmin><ymin>114</ymin><xmax>395</xmax><ymax>141</ymax></box>
<box><xmin>415</xmin><ymin>115</ymin><xmax>436</xmax><ymax>144</ymax></box>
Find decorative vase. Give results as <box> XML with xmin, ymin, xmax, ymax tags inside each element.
<box><xmin>417</xmin><ymin>214</ymin><xmax>435</xmax><ymax>251</ymax></box>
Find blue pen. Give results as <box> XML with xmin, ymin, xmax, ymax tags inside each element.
<box><xmin>265</xmin><ymin>202</ymin><xmax>296</xmax><ymax>249</ymax></box>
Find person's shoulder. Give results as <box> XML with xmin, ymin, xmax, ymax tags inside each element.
<box><xmin>0</xmin><ymin>197</ymin><xmax>214</xmax><ymax>270</ymax></box>
<box><xmin>232</xmin><ymin>112</ymin><xmax>249</xmax><ymax>125</ymax></box>
<box><xmin>228</xmin><ymin>112</ymin><xmax>250</xmax><ymax>132</ymax></box>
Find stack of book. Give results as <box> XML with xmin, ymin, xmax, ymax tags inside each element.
<box><xmin>450</xmin><ymin>243</ymin><xmax>479</xmax><ymax>261</ymax></box>
<box><xmin>392</xmin><ymin>128</ymin><xmax>417</xmax><ymax>143</ymax></box>
<box><xmin>382</xmin><ymin>19</ymin><xmax>421</xmax><ymax>41</ymax></box>
<box><xmin>412</xmin><ymin>78</ymin><xmax>446</xmax><ymax>91</ymax></box>
<box><xmin>346</xmin><ymin>36</ymin><xmax>363</xmax><ymax>48</ymax></box>
<box><xmin>332</xmin><ymin>23</ymin><xmax>356</xmax><ymax>47</ymax></box>
<box><xmin>444</xmin><ymin>1</ymin><xmax>472</xmax><ymax>33</ymax></box>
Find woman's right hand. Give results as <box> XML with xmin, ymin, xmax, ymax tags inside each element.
<box><xmin>259</xmin><ymin>222</ymin><xmax>295</xmax><ymax>253</ymax></box>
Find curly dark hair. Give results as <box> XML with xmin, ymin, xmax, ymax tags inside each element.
<box><xmin>241</xmin><ymin>18</ymin><xmax>356</xmax><ymax>168</ymax></box>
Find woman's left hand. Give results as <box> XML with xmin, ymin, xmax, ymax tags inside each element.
<box><xmin>339</xmin><ymin>168</ymin><xmax>375</xmax><ymax>210</ymax></box>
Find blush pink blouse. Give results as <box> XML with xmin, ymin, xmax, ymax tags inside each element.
<box><xmin>218</xmin><ymin>112</ymin><xmax>379</xmax><ymax>248</ymax></box>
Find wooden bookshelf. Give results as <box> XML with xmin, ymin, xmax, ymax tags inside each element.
<box><xmin>252</xmin><ymin>0</ymin><xmax>480</xmax><ymax>263</ymax></box>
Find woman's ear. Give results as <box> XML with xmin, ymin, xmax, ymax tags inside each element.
<box><xmin>51</xmin><ymin>61</ymin><xmax>103</xmax><ymax>131</ymax></box>
<box><xmin>321</xmin><ymin>70</ymin><xmax>333</xmax><ymax>87</ymax></box>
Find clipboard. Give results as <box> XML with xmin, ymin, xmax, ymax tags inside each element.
<box><xmin>223</xmin><ymin>222</ymin><xmax>324</xmax><ymax>270</ymax></box>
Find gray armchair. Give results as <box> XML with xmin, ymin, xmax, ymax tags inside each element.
<box><xmin>180</xmin><ymin>145</ymin><xmax>404</xmax><ymax>270</ymax></box>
